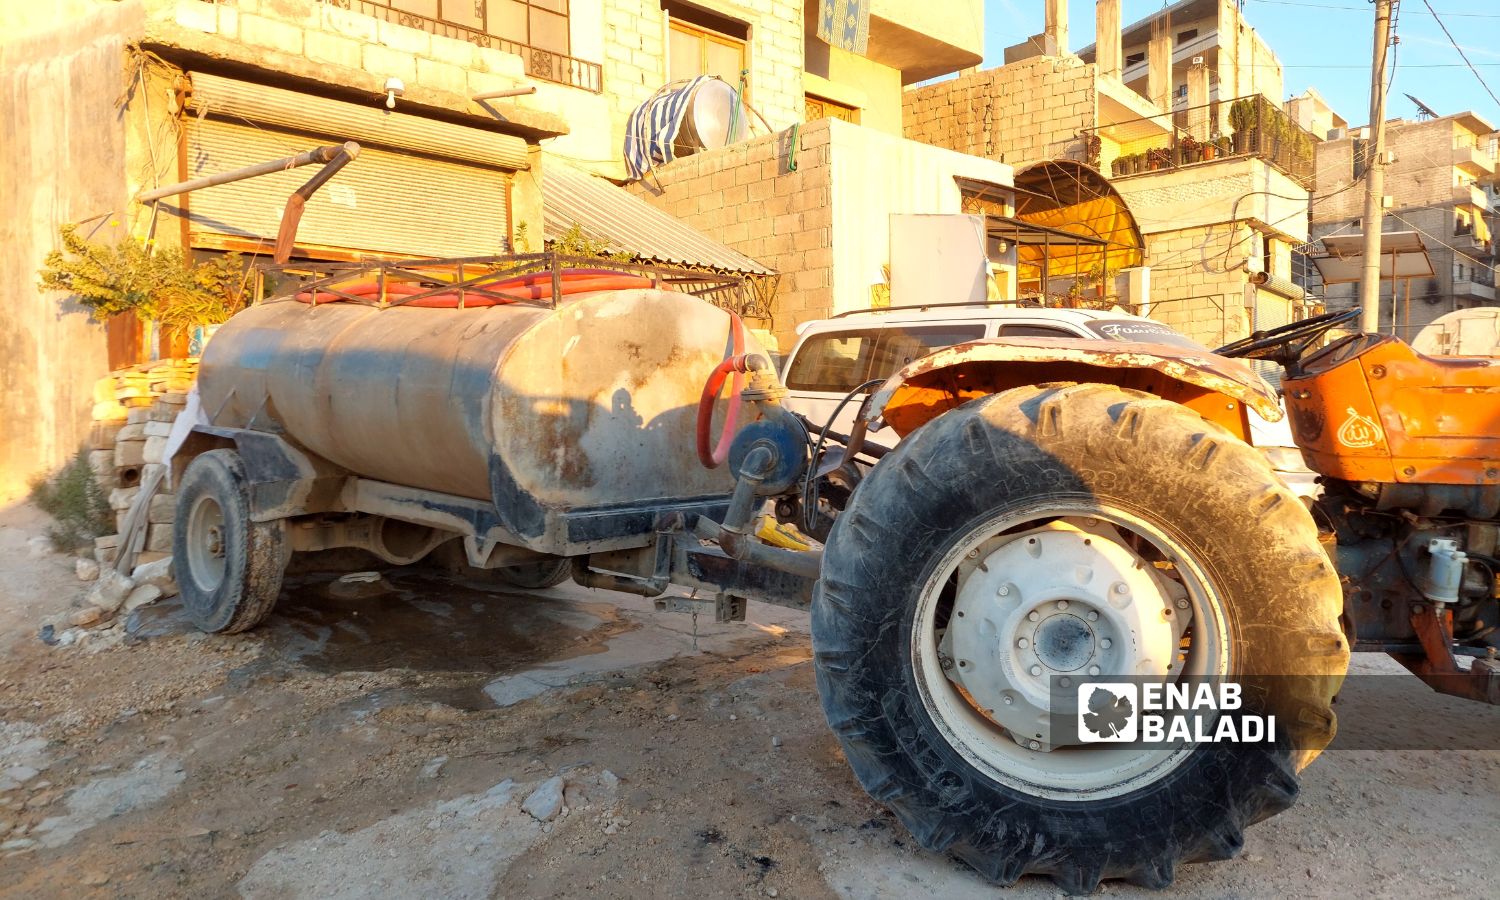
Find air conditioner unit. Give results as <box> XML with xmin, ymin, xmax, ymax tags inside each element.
<box><xmin>1381</xmin><ymin>195</ymin><xmax>1394</xmax><ymax>208</ymax></box>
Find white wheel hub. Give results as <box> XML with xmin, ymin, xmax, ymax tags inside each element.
<box><xmin>940</xmin><ymin>520</ymin><xmax>1189</xmax><ymax>751</ymax></box>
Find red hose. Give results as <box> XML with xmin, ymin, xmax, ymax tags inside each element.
<box><xmin>294</xmin><ymin>271</ymin><xmax>656</xmax><ymax>307</ymax></box>
<box><xmin>696</xmin><ymin>314</ymin><xmax>749</xmax><ymax>469</ymax></box>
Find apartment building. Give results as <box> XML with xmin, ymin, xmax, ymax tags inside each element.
<box><xmin>1311</xmin><ymin>112</ymin><xmax>1499</xmax><ymax>339</ymax></box>
<box><xmin>904</xmin><ymin>0</ymin><xmax>1317</xmax><ymax>347</ymax></box>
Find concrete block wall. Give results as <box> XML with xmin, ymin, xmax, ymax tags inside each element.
<box><xmin>902</xmin><ymin>56</ymin><xmax>1097</xmax><ymax>166</ymax></box>
<box><xmin>1314</xmin><ymin>118</ymin><xmax>1477</xmax><ymax>224</ymax></box>
<box><xmin>1137</xmin><ymin>222</ymin><xmax>1254</xmax><ymax>346</ymax></box>
<box><xmin>627</xmin><ymin>119</ymin><xmax>835</xmax><ymax>350</ymax></box>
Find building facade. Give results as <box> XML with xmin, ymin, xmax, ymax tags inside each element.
<box><xmin>1</xmin><ymin>0</ymin><xmax>986</xmax><ymax>490</ymax></box>
<box><xmin>1311</xmin><ymin>112</ymin><xmax>1499</xmax><ymax>340</ymax></box>
<box><xmin>903</xmin><ymin>0</ymin><xmax>1318</xmax><ymax>347</ymax></box>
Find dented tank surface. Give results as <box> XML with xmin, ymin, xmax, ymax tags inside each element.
<box><xmin>199</xmin><ymin>288</ymin><xmax>749</xmax><ymax>511</ymax></box>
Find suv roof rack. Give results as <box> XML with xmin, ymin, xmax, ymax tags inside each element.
<box><xmin>830</xmin><ymin>300</ymin><xmax>1046</xmax><ymax>318</ymax></box>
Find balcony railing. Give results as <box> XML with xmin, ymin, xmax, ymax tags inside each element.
<box><xmin>1088</xmin><ymin>95</ymin><xmax>1317</xmax><ymax>189</ymax></box>
<box><xmin>328</xmin><ymin>1</ymin><xmax>602</xmax><ymax>93</ymax></box>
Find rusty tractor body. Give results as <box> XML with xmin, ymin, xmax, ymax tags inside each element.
<box><xmin>170</xmin><ymin>261</ymin><xmax>1493</xmax><ymax>892</ymax></box>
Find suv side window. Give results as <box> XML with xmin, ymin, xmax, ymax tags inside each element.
<box><xmin>997</xmin><ymin>324</ymin><xmax>1078</xmax><ymax>338</ymax></box>
<box><xmin>785</xmin><ymin>324</ymin><xmax>985</xmax><ymax>392</ymax></box>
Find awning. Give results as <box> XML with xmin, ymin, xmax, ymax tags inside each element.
<box><xmin>542</xmin><ymin>160</ymin><xmax>774</xmax><ymax>276</ymax></box>
<box><xmin>1312</xmin><ymin>232</ymin><xmax>1434</xmax><ymax>284</ymax></box>
<box><xmin>1011</xmin><ymin>160</ymin><xmax>1145</xmax><ymax>281</ymax></box>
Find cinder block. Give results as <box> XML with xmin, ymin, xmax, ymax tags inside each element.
<box><xmin>363</xmin><ymin>44</ymin><xmax>416</xmax><ymax>83</ymax></box>
<box><xmin>378</xmin><ymin>18</ymin><xmax>430</xmax><ymax>55</ymax></box>
<box><xmin>305</xmin><ymin>30</ymin><xmax>362</xmax><ymax>70</ymax></box>
<box><xmin>240</xmin><ymin>13</ymin><xmax>304</xmax><ymax>55</ymax></box>
<box><xmin>115</xmin><ymin>440</ymin><xmax>146</xmax><ymax>468</ymax></box>
<box><xmin>173</xmin><ymin>0</ymin><xmax>218</xmax><ymax>34</ymax></box>
<box><xmin>417</xmin><ymin>57</ymin><xmax>468</xmax><ymax>96</ymax></box>
<box><xmin>148</xmin><ymin>494</ymin><xmax>178</xmax><ymax>525</ymax></box>
<box><xmin>321</xmin><ymin>4</ymin><xmax>378</xmax><ymax>42</ymax></box>
<box><xmin>143</xmin><ymin>436</ymin><xmax>168</xmax><ymax>465</ymax></box>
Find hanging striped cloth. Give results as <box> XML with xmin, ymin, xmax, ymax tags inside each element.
<box><xmin>816</xmin><ymin>0</ymin><xmax>871</xmax><ymax>55</ymax></box>
<box><xmin>624</xmin><ymin>75</ymin><xmax>719</xmax><ymax>181</ymax></box>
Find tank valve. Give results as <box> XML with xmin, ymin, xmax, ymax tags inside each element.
<box><xmin>1419</xmin><ymin>538</ymin><xmax>1466</xmax><ymax>606</ymax></box>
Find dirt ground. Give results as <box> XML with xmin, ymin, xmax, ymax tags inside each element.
<box><xmin>1</xmin><ymin>498</ymin><xmax>1497</xmax><ymax>899</ymax></box>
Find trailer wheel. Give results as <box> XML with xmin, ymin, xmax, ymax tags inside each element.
<box><xmin>493</xmin><ymin>557</ymin><xmax>573</xmax><ymax>590</ymax></box>
<box><xmin>813</xmin><ymin>384</ymin><xmax>1347</xmax><ymax>892</ymax></box>
<box><xmin>173</xmin><ymin>449</ymin><xmax>288</xmax><ymax>634</ymax></box>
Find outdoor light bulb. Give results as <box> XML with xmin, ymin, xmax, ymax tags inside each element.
<box><xmin>386</xmin><ymin>90</ymin><xmax>396</xmax><ymax>110</ymax></box>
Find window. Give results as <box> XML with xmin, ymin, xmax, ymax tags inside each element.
<box><xmin>1457</xmin><ymin>211</ymin><xmax>1473</xmax><ymax>236</ymax></box>
<box><xmin>1177</xmin><ymin>28</ymin><xmax>1199</xmax><ymax>44</ymax></box>
<box><xmin>1125</xmin><ymin>52</ymin><xmax>1146</xmax><ymax>67</ymax></box>
<box><xmin>806</xmin><ymin>94</ymin><xmax>859</xmax><ymax>124</ymax></box>
<box><xmin>666</xmin><ymin>4</ymin><xmax>748</xmax><ymax>86</ymax></box>
<box><xmin>489</xmin><ymin>0</ymin><xmax>570</xmax><ymax>54</ymax></box>
<box><xmin>785</xmin><ymin>325</ymin><xmax>986</xmax><ymax>393</ymax></box>
<box><xmin>387</xmin><ymin>0</ymin><xmax>571</xmax><ymax>55</ymax></box>
<box><xmin>998</xmin><ymin>324</ymin><xmax>1076</xmax><ymax>338</ymax></box>
<box><xmin>1175</xmin><ymin>84</ymin><xmax>1188</xmax><ymax>99</ymax></box>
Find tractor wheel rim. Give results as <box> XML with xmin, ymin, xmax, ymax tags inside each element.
<box><xmin>185</xmin><ymin>494</ymin><xmax>228</xmax><ymax>594</ymax></box>
<box><xmin>912</xmin><ymin>501</ymin><xmax>1230</xmax><ymax>801</ymax></box>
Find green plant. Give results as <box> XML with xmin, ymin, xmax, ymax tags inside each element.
<box><xmin>37</xmin><ymin>225</ymin><xmax>248</xmax><ymax>332</ymax></box>
<box><xmin>30</xmin><ymin>450</ymin><xmax>113</xmax><ymax>553</ymax></box>
<box><xmin>1228</xmin><ymin>98</ymin><xmax>1259</xmax><ymax>136</ymax></box>
<box><xmin>547</xmin><ymin>222</ymin><xmax>635</xmax><ymax>263</ymax></box>
<box><xmin>513</xmin><ymin>221</ymin><xmax>532</xmax><ymax>253</ymax></box>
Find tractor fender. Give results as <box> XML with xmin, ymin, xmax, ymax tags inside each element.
<box><xmin>863</xmin><ymin>337</ymin><xmax>1282</xmax><ymax>442</ymax></box>
<box><xmin>171</xmin><ymin>425</ymin><xmax>348</xmax><ymax>522</ymax></box>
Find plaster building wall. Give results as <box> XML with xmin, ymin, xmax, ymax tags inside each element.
<box><xmin>0</xmin><ymin>0</ymin><xmax>137</xmax><ymax>496</ymax></box>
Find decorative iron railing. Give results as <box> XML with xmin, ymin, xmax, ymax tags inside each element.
<box><xmin>326</xmin><ymin>1</ymin><xmax>602</xmax><ymax>93</ymax></box>
<box><xmin>1086</xmin><ymin>95</ymin><xmax>1317</xmax><ymax>189</ymax></box>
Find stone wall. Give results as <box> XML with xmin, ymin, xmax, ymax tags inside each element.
<box><xmin>627</xmin><ymin>119</ymin><xmax>835</xmax><ymax>350</ymax></box>
<box><xmin>902</xmin><ymin>55</ymin><xmax>1096</xmax><ymax>166</ymax></box>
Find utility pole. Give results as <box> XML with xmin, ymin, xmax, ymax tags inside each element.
<box><xmin>1358</xmin><ymin>1</ymin><xmax>1395</xmax><ymax>334</ymax></box>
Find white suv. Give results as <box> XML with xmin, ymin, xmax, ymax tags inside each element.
<box><xmin>779</xmin><ymin>303</ymin><xmax>1316</xmax><ymax>498</ymax></box>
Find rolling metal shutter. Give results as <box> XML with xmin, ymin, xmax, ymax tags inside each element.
<box><xmin>183</xmin><ymin>75</ymin><xmax>520</xmax><ymax>259</ymax></box>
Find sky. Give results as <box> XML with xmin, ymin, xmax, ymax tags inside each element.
<box><xmin>981</xmin><ymin>0</ymin><xmax>1500</xmax><ymax>128</ymax></box>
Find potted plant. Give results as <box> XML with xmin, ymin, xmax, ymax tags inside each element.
<box><xmin>1216</xmin><ymin>135</ymin><xmax>1233</xmax><ymax>158</ymax></box>
<box><xmin>1147</xmin><ymin>147</ymin><xmax>1171</xmax><ymax>170</ymax></box>
<box><xmin>1180</xmin><ymin>135</ymin><xmax>1202</xmax><ymax>164</ymax></box>
<box><xmin>1229</xmin><ymin>98</ymin><xmax>1259</xmax><ymax>154</ymax></box>
<box><xmin>38</xmin><ymin>224</ymin><xmax>249</xmax><ymax>356</ymax></box>
<box><xmin>1202</xmin><ymin>135</ymin><xmax>1219</xmax><ymax>161</ymax></box>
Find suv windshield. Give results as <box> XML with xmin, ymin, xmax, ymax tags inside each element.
<box><xmin>784</xmin><ymin>324</ymin><xmax>987</xmax><ymax>393</ymax></box>
<box><xmin>1083</xmin><ymin>319</ymin><xmax>1209</xmax><ymax>351</ymax></box>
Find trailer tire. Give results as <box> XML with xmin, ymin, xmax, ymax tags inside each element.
<box><xmin>494</xmin><ymin>557</ymin><xmax>573</xmax><ymax>589</ymax></box>
<box><xmin>813</xmin><ymin>384</ymin><xmax>1347</xmax><ymax>892</ymax></box>
<box><xmin>173</xmin><ymin>449</ymin><xmax>288</xmax><ymax>634</ymax></box>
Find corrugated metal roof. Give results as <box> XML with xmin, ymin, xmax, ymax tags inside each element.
<box><xmin>542</xmin><ymin>159</ymin><xmax>775</xmax><ymax>276</ymax></box>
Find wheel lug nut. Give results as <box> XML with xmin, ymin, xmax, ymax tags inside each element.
<box><xmin>958</xmin><ymin>660</ymin><xmax>968</xmax><ymax>668</ymax></box>
<box><xmin>1113</xmin><ymin>582</ymin><xmax>1129</xmax><ymax>595</ymax></box>
<box><xmin>1175</xmin><ymin>598</ymin><xmax>1189</xmax><ymax>610</ymax></box>
<box><xmin>1086</xmin><ymin>610</ymin><xmax>1099</xmax><ymax>621</ymax></box>
<box><xmin>1088</xmin><ymin>665</ymin><xmax>1101</xmax><ymax>676</ymax></box>
<box><xmin>1027</xmin><ymin>611</ymin><xmax>1040</xmax><ymax>622</ymax></box>
<box><xmin>1101</xmin><ymin>638</ymin><xmax>1112</xmax><ymax>649</ymax></box>
<box><xmin>1003</xmin><ymin>695</ymin><xmax>1014</xmax><ymax>705</ymax></box>
<box><xmin>1016</xmin><ymin>638</ymin><xmax>1029</xmax><ymax>649</ymax></box>
<box><xmin>997</xmin><ymin>585</ymin><xmax>1011</xmax><ymax>597</ymax></box>
<box><xmin>967</xmin><ymin>549</ymin><xmax>979</xmax><ymax>559</ymax></box>
<box><xmin>1056</xmin><ymin>600</ymin><xmax>1069</xmax><ymax>610</ymax></box>
<box><xmin>1029</xmin><ymin>665</ymin><xmax>1043</xmax><ymax>677</ymax></box>
<box><xmin>1028</xmin><ymin>740</ymin><xmax>1042</xmax><ymax>750</ymax></box>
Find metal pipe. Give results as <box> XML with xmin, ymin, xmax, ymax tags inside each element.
<box><xmin>136</xmin><ymin>142</ymin><xmax>357</xmax><ymax>203</ymax></box>
<box><xmin>472</xmin><ymin>86</ymin><xmax>538</xmax><ymax>101</ymax></box>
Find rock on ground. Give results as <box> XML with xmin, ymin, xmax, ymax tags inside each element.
<box><xmin>85</xmin><ymin>570</ymin><xmax>134</xmax><ymax>615</ymax></box>
<box><xmin>521</xmin><ymin>776</ymin><xmax>564</xmax><ymax>822</ymax></box>
<box><xmin>75</xmin><ymin>558</ymin><xmax>99</xmax><ymax>582</ymax></box>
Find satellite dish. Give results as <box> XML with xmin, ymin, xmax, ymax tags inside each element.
<box><xmin>1405</xmin><ymin>93</ymin><xmax>1439</xmax><ymax>120</ymax></box>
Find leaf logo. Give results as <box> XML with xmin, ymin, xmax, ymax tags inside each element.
<box><xmin>1076</xmin><ymin>683</ymin><xmax>1138</xmax><ymax>742</ymax></box>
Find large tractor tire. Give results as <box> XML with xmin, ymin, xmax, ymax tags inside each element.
<box><xmin>813</xmin><ymin>384</ymin><xmax>1347</xmax><ymax>892</ymax></box>
<box><xmin>173</xmin><ymin>450</ymin><xmax>289</xmax><ymax>634</ymax></box>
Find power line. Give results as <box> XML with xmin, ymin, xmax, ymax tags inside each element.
<box><xmin>1419</xmin><ymin>0</ymin><xmax>1500</xmax><ymax>111</ymax></box>
<box><xmin>1248</xmin><ymin>0</ymin><xmax>1500</xmax><ymax>15</ymax></box>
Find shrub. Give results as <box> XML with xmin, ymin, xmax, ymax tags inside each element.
<box><xmin>30</xmin><ymin>450</ymin><xmax>113</xmax><ymax>553</ymax></box>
